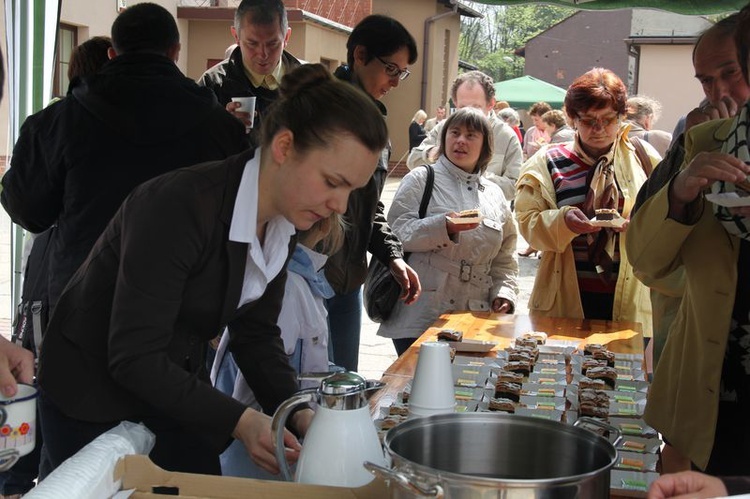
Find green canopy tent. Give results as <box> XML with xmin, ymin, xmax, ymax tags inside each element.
<box><xmin>469</xmin><ymin>0</ymin><xmax>744</xmax><ymax>15</ymax></box>
<box><xmin>493</xmin><ymin>76</ymin><xmax>568</xmax><ymax>110</ymax></box>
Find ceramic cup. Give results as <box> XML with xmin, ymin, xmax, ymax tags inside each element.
<box><xmin>0</xmin><ymin>383</ymin><xmax>38</xmax><ymax>471</ymax></box>
<box><xmin>408</xmin><ymin>342</ymin><xmax>455</xmax><ymax>419</ymax></box>
<box><xmin>231</xmin><ymin>96</ymin><xmax>256</xmax><ymax>132</ymax></box>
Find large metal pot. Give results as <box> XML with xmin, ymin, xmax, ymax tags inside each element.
<box><xmin>365</xmin><ymin>414</ymin><xmax>619</xmax><ymax>498</ymax></box>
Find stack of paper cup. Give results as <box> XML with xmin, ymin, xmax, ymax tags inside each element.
<box><xmin>408</xmin><ymin>341</ymin><xmax>455</xmax><ymax>419</ymax></box>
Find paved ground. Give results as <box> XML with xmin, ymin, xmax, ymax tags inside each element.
<box><xmin>0</xmin><ymin>177</ymin><xmax>539</xmax><ymax>380</ymax></box>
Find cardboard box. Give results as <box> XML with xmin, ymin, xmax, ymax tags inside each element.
<box><xmin>114</xmin><ymin>455</ymin><xmax>389</xmax><ymax>498</ymax></box>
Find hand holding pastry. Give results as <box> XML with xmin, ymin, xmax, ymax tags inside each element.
<box><xmin>446</xmin><ymin>209</ymin><xmax>481</xmax><ymax>235</ymax></box>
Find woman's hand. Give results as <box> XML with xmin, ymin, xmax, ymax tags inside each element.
<box><xmin>290</xmin><ymin>408</ymin><xmax>314</xmax><ymax>436</ymax></box>
<box><xmin>389</xmin><ymin>258</ymin><xmax>421</xmax><ymax>305</ymax></box>
<box><xmin>445</xmin><ymin>212</ymin><xmax>480</xmax><ymax>236</ymax></box>
<box><xmin>492</xmin><ymin>298</ymin><xmax>513</xmax><ymax>314</ymax></box>
<box><xmin>563</xmin><ymin>208</ymin><xmax>601</xmax><ymax>234</ymax></box>
<box><xmin>233</xmin><ymin>408</ymin><xmax>301</xmax><ymax>475</ymax></box>
<box><xmin>647</xmin><ymin>471</ymin><xmax>727</xmax><ymax>499</ymax></box>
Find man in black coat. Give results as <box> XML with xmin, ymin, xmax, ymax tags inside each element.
<box><xmin>1</xmin><ymin>3</ymin><xmax>247</xmax><ymax>314</ymax></box>
<box><xmin>198</xmin><ymin>0</ymin><xmax>300</xmax><ymax>146</ymax></box>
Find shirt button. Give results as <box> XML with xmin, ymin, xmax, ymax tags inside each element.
<box><xmin>450</xmin><ymin>299</ymin><xmax>455</xmax><ymax>304</ymax></box>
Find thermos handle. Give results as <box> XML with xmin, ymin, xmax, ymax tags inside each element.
<box><xmin>270</xmin><ymin>390</ymin><xmax>317</xmax><ymax>482</ymax></box>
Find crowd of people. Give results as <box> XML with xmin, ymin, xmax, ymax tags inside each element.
<box><xmin>0</xmin><ymin>0</ymin><xmax>748</xmax><ymax>496</ymax></box>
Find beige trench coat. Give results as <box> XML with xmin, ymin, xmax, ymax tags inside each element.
<box><xmin>514</xmin><ymin>126</ymin><xmax>654</xmax><ymax>337</ymax></box>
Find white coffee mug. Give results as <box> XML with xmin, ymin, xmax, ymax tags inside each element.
<box><xmin>0</xmin><ymin>383</ymin><xmax>38</xmax><ymax>471</ymax></box>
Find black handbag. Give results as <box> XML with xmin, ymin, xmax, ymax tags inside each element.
<box><xmin>363</xmin><ymin>165</ymin><xmax>434</xmax><ymax>323</ymax></box>
<box><xmin>11</xmin><ymin>228</ymin><xmax>53</xmax><ymax>361</ymax></box>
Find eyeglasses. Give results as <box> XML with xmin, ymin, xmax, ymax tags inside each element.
<box><xmin>576</xmin><ymin>115</ymin><xmax>620</xmax><ymax>129</ymax></box>
<box><xmin>375</xmin><ymin>56</ymin><xmax>410</xmax><ymax>81</ymax></box>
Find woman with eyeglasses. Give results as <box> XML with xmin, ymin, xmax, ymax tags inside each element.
<box><xmin>326</xmin><ymin>15</ymin><xmax>421</xmax><ymax>371</ymax></box>
<box><xmin>514</xmin><ymin>68</ymin><xmax>660</xmax><ymax>339</ymax></box>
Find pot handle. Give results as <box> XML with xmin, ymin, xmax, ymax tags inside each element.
<box><xmin>574</xmin><ymin>416</ymin><xmax>623</xmax><ymax>447</ymax></box>
<box><xmin>363</xmin><ymin>461</ymin><xmax>444</xmax><ymax>498</ymax></box>
<box><xmin>271</xmin><ymin>389</ymin><xmax>317</xmax><ymax>482</ymax></box>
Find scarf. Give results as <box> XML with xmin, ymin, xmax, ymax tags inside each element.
<box><xmin>712</xmin><ymin>102</ymin><xmax>750</xmax><ymax>241</ymax></box>
<box><xmin>287</xmin><ymin>246</ymin><xmax>335</xmax><ymax>299</ymax></box>
<box><xmin>579</xmin><ymin>139</ymin><xmax>619</xmax><ymax>284</ymax></box>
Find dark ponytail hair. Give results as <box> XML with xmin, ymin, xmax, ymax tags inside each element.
<box><xmin>261</xmin><ymin>64</ymin><xmax>388</xmax><ymax>154</ymax></box>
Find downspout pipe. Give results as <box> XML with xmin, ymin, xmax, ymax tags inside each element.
<box><xmin>421</xmin><ymin>2</ymin><xmax>459</xmax><ymax>110</ymax></box>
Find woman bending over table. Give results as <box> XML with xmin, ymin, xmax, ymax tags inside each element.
<box><xmin>36</xmin><ymin>64</ymin><xmax>388</xmax><ymax>477</ymax></box>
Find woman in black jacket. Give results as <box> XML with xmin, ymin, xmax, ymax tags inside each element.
<box><xmin>327</xmin><ymin>15</ymin><xmax>421</xmax><ymax>371</ymax></box>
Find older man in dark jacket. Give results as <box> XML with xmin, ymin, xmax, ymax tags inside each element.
<box><xmin>1</xmin><ymin>3</ymin><xmax>247</xmax><ymax>314</ymax></box>
<box><xmin>198</xmin><ymin>0</ymin><xmax>300</xmax><ymax>146</ymax></box>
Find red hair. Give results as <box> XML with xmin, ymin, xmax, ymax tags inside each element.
<box><xmin>564</xmin><ymin>68</ymin><xmax>627</xmax><ymax>122</ymax></box>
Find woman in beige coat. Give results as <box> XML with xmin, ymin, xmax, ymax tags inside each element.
<box><xmin>515</xmin><ymin>68</ymin><xmax>658</xmax><ymax>337</ymax></box>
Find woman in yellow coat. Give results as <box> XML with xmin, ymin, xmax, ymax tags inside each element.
<box><xmin>515</xmin><ymin>68</ymin><xmax>658</xmax><ymax>337</ymax></box>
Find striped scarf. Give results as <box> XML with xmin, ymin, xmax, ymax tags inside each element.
<box><xmin>712</xmin><ymin>102</ymin><xmax>750</xmax><ymax>241</ymax></box>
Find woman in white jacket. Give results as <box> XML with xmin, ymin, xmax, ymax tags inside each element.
<box><xmin>378</xmin><ymin>108</ymin><xmax>519</xmax><ymax>354</ymax></box>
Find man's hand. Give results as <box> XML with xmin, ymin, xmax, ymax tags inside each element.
<box><xmin>685</xmin><ymin>96</ymin><xmax>740</xmax><ymax>132</ymax></box>
<box><xmin>389</xmin><ymin>258</ymin><xmax>421</xmax><ymax>305</ymax></box>
<box><xmin>647</xmin><ymin>471</ymin><xmax>728</xmax><ymax>499</ymax></box>
<box><xmin>225</xmin><ymin>101</ymin><xmax>253</xmax><ymax>130</ymax></box>
<box><xmin>0</xmin><ymin>337</ymin><xmax>34</xmax><ymax>397</ymax></box>
<box><xmin>670</xmin><ymin>152</ymin><xmax>749</xmax><ymax>206</ymax></box>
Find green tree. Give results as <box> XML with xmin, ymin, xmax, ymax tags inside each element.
<box><xmin>459</xmin><ymin>3</ymin><xmax>576</xmax><ymax>82</ymax></box>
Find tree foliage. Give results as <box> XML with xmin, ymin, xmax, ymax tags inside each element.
<box><xmin>459</xmin><ymin>3</ymin><xmax>576</xmax><ymax>82</ymax></box>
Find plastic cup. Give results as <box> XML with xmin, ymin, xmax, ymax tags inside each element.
<box><xmin>231</xmin><ymin>96</ymin><xmax>256</xmax><ymax>131</ymax></box>
<box><xmin>408</xmin><ymin>342</ymin><xmax>455</xmax><ymax>419</ymax></box>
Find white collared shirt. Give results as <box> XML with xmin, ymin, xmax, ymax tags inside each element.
<box><xmin>229</xmin><ymin>148</ymin><xmax>296</xmax><ymax>308</ymax></box>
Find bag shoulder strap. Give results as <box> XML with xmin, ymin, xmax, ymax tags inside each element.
<box><xmin>418</xmin><ymin>164</ymin><xmax>434</xmax><ymax>219</ymax></box>
<box><xmin>631</xmin><ymin>136</ymin><xmax>653</xmax><ymax>177</ymax></box>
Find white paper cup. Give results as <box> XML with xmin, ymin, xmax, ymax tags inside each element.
<box><xmin>0</xmin><ymin>383</ymin><xmax>38</xmax><ymax>471</ymax></box>
<box><xmin>408</xmin><ymin>342</ymin><xmax>455</xmax><ymax>419</ymax></box>
<box><xmin>231</xmin><ymin>96</ymin><xmax>256</xmax><ymax>131</ymax></box>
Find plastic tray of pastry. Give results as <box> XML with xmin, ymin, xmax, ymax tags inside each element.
<box><xmin>519</xmin><ymin>395</ymin><xmax>566</xmax><ymax>411</ymax></box>
<box><xmin>610</xmin><ymin>470</ymin><xmax>660</xmax><ymax>497</ymax></box>
<box><xmin>616</xmin><ymin>436</ymin><xmax>662</xmax><ymax>454</ymax></box>
<box><xmin>532</xmin><ymin>364</ymin><xmax>568</xmax><ymax>376</ymax></box>
<box><xmin>442</xmin><ymin>339</ymin><xmax>498</xmax><ymax>353</ymax></box>
<box><xmin>454</xmin><ymin>386</ymin><xmax>493</xmax><ymax>401</ymax></box>
<box><xmin>609</xmin><ymin>417</ymin><xmax>658</xmax><ymax>438</ymax></box>
<box><xmin>520</xmin><ymin>383</ymin><xmax>566</xmax><ymax>398</ymax></box>
<box><xmin>529</xmin><ymin>372</ymin><xmax>567</xmax><ymax>385</ymax></box>
<box><xmin>615</xmin><ymin>379</ymin><xmax>650</xmax><ymax>393</ymax></box>
<box><xmin>614</xmin><ymin>451</ymin><xmax>658</xmax><ymax>472</ymax></box>
<box><xmin>452</xmin><ymin>364</ymin><xmax>492</xmax><ymax>386</ymax></box>
<box><xmin>453</xmin><ymin>355</ymin><xmax>503</xmax><ymax>368</ymax></box>
<box><xmin>515</xmin><ymin>406</ymin><xmax>564</xmax><ymax>422</ymax></box>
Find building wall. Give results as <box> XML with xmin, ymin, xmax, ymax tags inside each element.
<box><xmin>285</xmin><ymin>0</ymin><xmax>371</xmax><ymax>27</ymax></box>
<box><xmin>285</xmin><ymin>21</ymin><xmax>348</xmax><ymax>70</ymax></box>
<box><xmin>373</xmin><ymin>0</ymin><xmax>461</xmax><ymax>169</ymax></box>
<box><xmin>184</xmin><ymin>19</ymin><xmax>234</xmax><ymax>80</ymax></box>
<box><xmin>636</xmin><ymin>44</ymin><xmax>702</xmax><ymax>135</ymax></box>
<box><xmin>524</xmin><ymin>10</ymin><xmax>632</xmax><ymax>90</ymax></box>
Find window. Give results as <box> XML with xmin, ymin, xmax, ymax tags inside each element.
<box><xmin>54</xmin><ymin>24</ymin><xmax>77</xmax><ymax>97</ymax></box>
